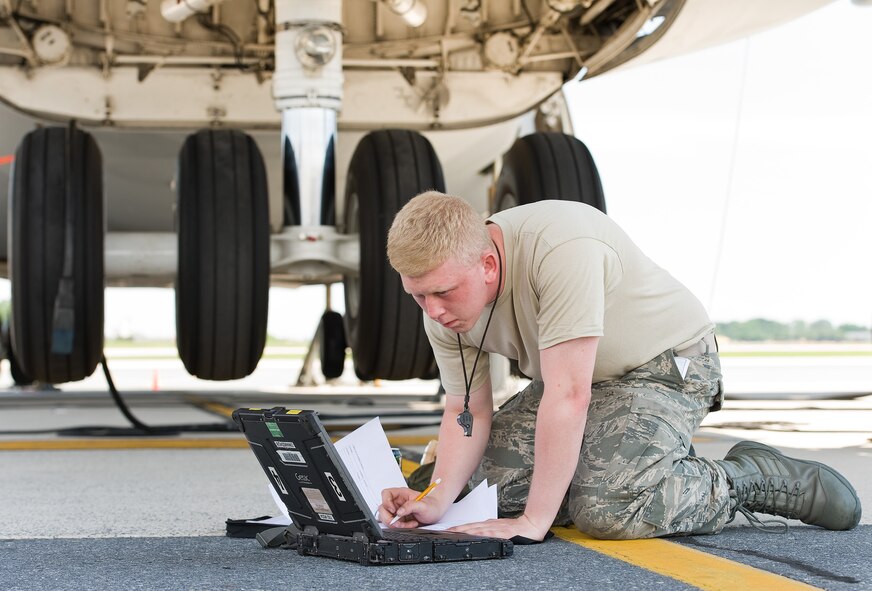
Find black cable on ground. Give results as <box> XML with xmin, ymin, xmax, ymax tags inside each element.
<box><xmin>54</xmin><ymin>356</ymin><xmax>236</xmax><ymax>437</ymax></box>
<box><xmin>100</xmin><ymin>356</ymin><xmax>173</xmax><ymax>433</ymax></box>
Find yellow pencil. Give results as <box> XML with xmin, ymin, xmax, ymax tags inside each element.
<box><xmin>389</xmin><ymin>477</ymin><xmax>442</xmax><ymax>525</ymax></box>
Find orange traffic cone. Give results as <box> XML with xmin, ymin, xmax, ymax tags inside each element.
<box><xmin>151</xmin><ymin>369</ymin><xmax>159</xmax><ymax>392</ymax></box>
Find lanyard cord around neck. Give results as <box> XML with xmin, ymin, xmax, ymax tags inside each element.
<box><xmin>456</xmin><ymin>240</ymin><xmax>503</xmax><ymax>437</ymax></box>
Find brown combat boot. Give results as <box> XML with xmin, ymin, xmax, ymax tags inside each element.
<box><xmin>717</xmin><ymin>441</ymin><xmax>861</xmax><ymax>531</ymax></box>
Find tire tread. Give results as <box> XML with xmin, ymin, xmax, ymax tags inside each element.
<box><xmin>176</xmin><ymin>129</ymin><xmax>269</xmax><ymax>381</ymax></box>
<box><xmin>10</xmin><ymin>126</ymin><xmax>104</xmax><ymax>384</ymax></box>
<box><xmin>344</xmin><ymin>130</ymin><xmax>441</xmax><ymax>380</ymax></box>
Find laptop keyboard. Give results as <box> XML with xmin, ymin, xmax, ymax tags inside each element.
<box><xmin>381</xmin><ymin>529</ymin><xmax>441</xmax><ymax>542</ymax></box>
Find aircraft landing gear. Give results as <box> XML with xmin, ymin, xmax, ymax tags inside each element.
<box><xmin>8</xmin><ymin>126</ymin><xmax>104</xmax><ymax>384</ymax></box>
<box><xmin>175</xmin><ymin>129</ymin><xmax>270</xmax><ymax>381</ymax></box>
<box><xmin>343</xmin><ymin>129</ymin><xmax>441</xmax><ymax>381</ymax></box>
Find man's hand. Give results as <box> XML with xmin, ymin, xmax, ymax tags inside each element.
<box><xmin>378</xmin><ymin>487</ymin><xmax>446</xmax><ymax>528</ymax></box>
<box><xmin>449</xmin><ymin>515</ymin><xmax>549</xmax><ymax>541</ymax></box>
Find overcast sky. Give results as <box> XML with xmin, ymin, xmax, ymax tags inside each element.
<box><xmin>4</xmin><ymin>1</ymin><xmax>871</xmax><ymax>341</ymax></box>
<box><xmin>564</xmin><ymin>0</ymin><xmax>872</xmax><ymax>328</ymax></box>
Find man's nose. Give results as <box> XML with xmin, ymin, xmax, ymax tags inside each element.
<box><xmin>423</xmin><ymin>297</ymin><xmax>443</xmax><ymax>320</ymax></box>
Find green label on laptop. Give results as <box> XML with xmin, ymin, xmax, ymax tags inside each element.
<box><xmin>265</xmin><ymin>421</ymin><xmax>283</xmax><ymax>438</ymax></box>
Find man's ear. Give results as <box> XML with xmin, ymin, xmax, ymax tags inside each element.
<box><xmin>482</xmin><ymin>250</ymin><xmax>499</xmax><ymax>283</ymax></box>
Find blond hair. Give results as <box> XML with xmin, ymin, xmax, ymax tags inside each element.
<box><xmin>388</xmin><ymin>191</ymin><xmax>491</xmax><ymax>277</ymax></box>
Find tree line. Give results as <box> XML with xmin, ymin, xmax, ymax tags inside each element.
<box><xmin>716</xmin><ymin>319</ymin><xmax>870</xmax><ymax>342</ymax></box>
<box><xmin>0</xmin><ymin>298</ymin><xmax>867</xmax><ymax>343</ymax></box>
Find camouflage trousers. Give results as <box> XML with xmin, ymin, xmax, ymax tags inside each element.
<box><xmin>471</xmin><ymin>346</ymin><xmax>732</xmax><ymax>539</ymax></box>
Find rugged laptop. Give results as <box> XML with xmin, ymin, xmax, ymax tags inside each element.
<box><xmin>233</xmin><ymin>407</ymin><xmax>513</xmax><ymax>566</ymax></box>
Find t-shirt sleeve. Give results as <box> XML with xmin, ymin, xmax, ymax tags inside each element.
<box><xmin>535</xmin><ymin>238</ymin><xmax>623</xmax><ymax>350</ymax></box>
<box><xmin>423</xmin><ymin>314</ymin><xmax>490</xmax><ymax>395</ymax></box>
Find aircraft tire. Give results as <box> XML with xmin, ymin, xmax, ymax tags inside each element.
<box><xmin>9</xmin><ymin>126</ymin><xmax>104</xmax><ymax>384</ymax></box>
<box><xmin>494</xmin><ymin>132</ymin><xmax>606</xmax><ymax>213</ymax></box>
<box><xmin>176</xmin><ymin>129</ymin><xmax>270</xmax><ymax>381</ymax></box>
<box><xmin>343</xmin><ymin>130</ymin><xmax>441</xmax><ymax>381</ymax></box>
<box><xmin>319</xmin><ymin>310</ymin><xmax>346</xmax><ymax>380</ymax></box>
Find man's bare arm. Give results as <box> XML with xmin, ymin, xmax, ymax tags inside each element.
<box><xmin>522</xmin><ymin>336</ymin><xmax>598</xmax><ymax>534</ymax></box>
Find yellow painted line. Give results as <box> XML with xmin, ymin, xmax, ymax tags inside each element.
<box><xmin>182</xmin><ymin>395</ymin><xmax>236</xmax><ymax>418</ymax></box>
<box><xmin>552</xmin><ymin>527</ymin><xmax>819</xmax><ymax>590</ymax></box>
<box><xmin>0</xmin><ymin>438</ymin><xmax>249</xmax><ymax>451</ymax></box>
<box><xmin>0</xmin><ymin>434</ymin><xmax>433</xmax><ymax>452</ymax></box>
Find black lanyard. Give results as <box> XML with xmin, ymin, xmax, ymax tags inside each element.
<box><xmin>456</xmin><ymin>241</ymin><xmax>503</xmax><ymax>437</ymax></box>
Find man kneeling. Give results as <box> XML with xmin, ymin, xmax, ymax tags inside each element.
<box><xmin>377</xmin><ymin>192</ymin><xmax>861</xmax><ymax>541</ymax></box>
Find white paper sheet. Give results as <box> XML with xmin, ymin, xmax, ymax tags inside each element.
<box><xmin>419</xmin><ymin>480</ymin><xmax>497</xmax><ymax>530</ymax></box>
<box><xmin>333</xmin><ymin>417</ymin><xmax>408</xmax><ymax>517</ymax></box>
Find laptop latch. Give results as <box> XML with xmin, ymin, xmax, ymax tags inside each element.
<box><xmin>256</xmin><ymin>524</ymin><xmax>300</xmax><ymax>549</ymax></box>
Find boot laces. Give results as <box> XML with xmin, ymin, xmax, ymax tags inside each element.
<box><xmin>733</xmin><ymin>505</ymin><xmax>789</xmax><ymax>534</ymax></box>
<box><xmin>728</xmin><ymin>477</ymin><xmax>801</xmax><ymax>534</ymax></box>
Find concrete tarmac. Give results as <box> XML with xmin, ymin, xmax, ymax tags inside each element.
<box><xmin>1</xmin><ymin>355</ymin><xmax>871</xmax><ymax>590</ymax></box>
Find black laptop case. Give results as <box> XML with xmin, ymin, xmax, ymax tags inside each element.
<box><xmin>233</xmin><ymin>407</ymin><xmax>513</xmax><ymax>566</ymax></box>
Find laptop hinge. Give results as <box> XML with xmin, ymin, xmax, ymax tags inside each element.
<box><xmin>360</xmin><ymin>521</ymin><xmax>381</xmax><ymax>541</ymax></box>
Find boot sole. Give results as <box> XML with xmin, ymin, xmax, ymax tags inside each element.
<box><xmin>727</xmin><ymin>441</ymin><xmax>862</xmax><ymax>528</ymax></box>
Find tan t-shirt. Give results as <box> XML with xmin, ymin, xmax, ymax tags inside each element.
<box><xmin>424</xmin><ymin>201</ymin><xmax>714</xmax><ymax>394</ymax></box>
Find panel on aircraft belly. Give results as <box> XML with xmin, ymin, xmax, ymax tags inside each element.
<box><xmin>0</xmin><ymin>67</ymin><xmax>562</xmax><ymax>131</ymax></box>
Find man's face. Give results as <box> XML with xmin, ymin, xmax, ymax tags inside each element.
<box><xmin>401</xmin><ymin>255</ymin><xmax>494</xmax><ymax>334</ymax></box>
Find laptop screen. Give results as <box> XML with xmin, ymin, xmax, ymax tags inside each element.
<box><xmin>233</xmin><ymin>408</ymin><xmax>385</xmax><ymax>540</ymax></box>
